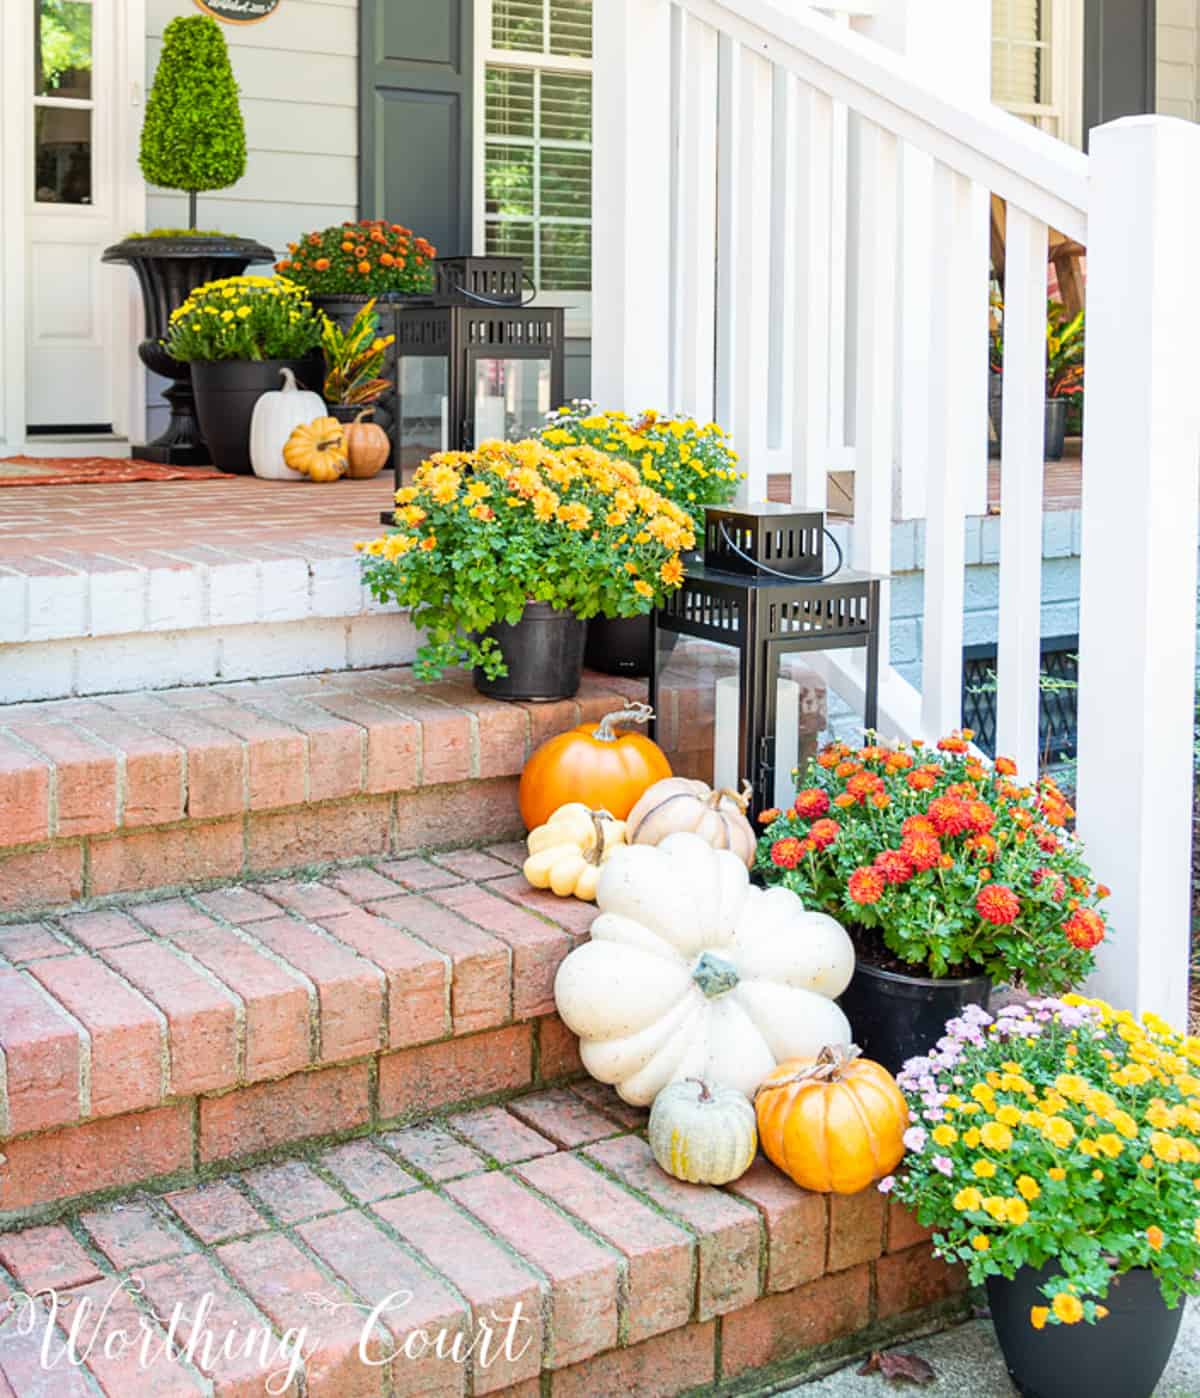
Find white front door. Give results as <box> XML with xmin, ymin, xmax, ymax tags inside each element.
<box><xmin>24</xmin><ymin>0</ymin><xmax>143</xmax><ymax>433</ymax></box>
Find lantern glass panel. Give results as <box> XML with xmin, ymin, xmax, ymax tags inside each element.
<box><xmin>472</xmin><ymin>356</ymin><xmax>552</xmax><ymax>442</ymax></box>
<box><xmin>396</xmin><ymin>355</ymin><xmax>450</xmax><ymax>477</ymax></box>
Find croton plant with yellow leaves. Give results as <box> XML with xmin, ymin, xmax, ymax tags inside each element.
<box><xmin>538</xmin><ymin>401</ymin><xmax>743</xmax><ymax>531</ymax></box>
<box><xmin>889</xmin><ymin>995</ymin><xmax>1200</xmax><ymax>1326</ymax></box>
<box><xmin>358</xmin><ymin>439</ymin><xmax>695</xmax><ymax>680</ymax></box>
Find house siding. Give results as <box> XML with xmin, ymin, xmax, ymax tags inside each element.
<box><xmin>144</xmin><ymin>0</ymin><xmax>358</xmax><ymax>251</ymax></box>
<box><xmin>144</xmin><ymin>0</ymin><xmax>359</xmax><ymax>434</ymax></box>
<box><xmin>1158</xmin><ymin>0</ymin><xmax>1200</xmax><ymax>120</ymax></box>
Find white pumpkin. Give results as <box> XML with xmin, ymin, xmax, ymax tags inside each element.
<box><xmin>554</xmin><ymin>832</ymin><xmax>854</xmax><ymax>1105</ymax></box>
<box><xmin>648</xmin><ymin>1078</ymin><xmax>757</xmax><ymax>1184</ymax></box>
<box><xmin>249</xmin><ymin>367</ymin><xmax>326</xmax><ymax>480</ymax></box>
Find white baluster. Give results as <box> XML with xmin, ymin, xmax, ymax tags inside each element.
<box><xmin>995</xmin><ymin>206</ymin><xmax>1047</xmax><ymax>778</ymax></box>
<box><xmin>592</xmin><ymin>0</ymin><xmax>673</xmax><ymax>411</ymax></box>
<box><xmin>789</xmin><ymin>80</ymin><xmax>835</xmax><ymax>511</ymax></box>
<box><xmin>671</xmin><ymin>6</ymin><xmax>719</xmax><ymax>421</ymax></box>
<box><xmin>851</xmin><ymin>119</ymin><xmax>897</xmax><ymax>644</ymax></box>
<box><xmin>1077</xmin><ymin>115</ymin><xmax>1200</xmax><ymax>1027</ymax></box>
<box><xmin>921</xmin><ymin>162</ymin><xmax>978</xmax><ymax>737</ymax></box>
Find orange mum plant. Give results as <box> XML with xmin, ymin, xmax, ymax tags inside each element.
<box><xmin>277</xmin><ymin>218</ymin><xmax>436</xmax><ymax>297</ymax></box>
<box><xmin>755</xmin><ymin>735</ymin><xmax>1107</xmax><ymax>993</ymax></box>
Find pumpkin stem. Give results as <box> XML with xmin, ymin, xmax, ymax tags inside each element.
<box><xmin>707</xmin><ymin>780</ymin><xmax>753</xmax><ymax>814</ymax></box>
<box><xmin>752</xmin><ymin>1044</ymin><xmax>863</xmax><ymax>1102</ymax></box>
<box><xmin>316</xmin><ymin>436</ymin><xmax>342</xmax><ymax>452</ymax></box>
<box><xmin>685</xmin><ymin>1077</ymin><xmax>713</xmax><ymax>1103</ymax></box>
<box><xmin>585</xmin><ymin>809</ymin><xmax>612</xmax><ymax>866</ymax></box>
<box><xmin>354</xmin><ymin>407</ymin><xmax>374</xmax><ymax>424</ymax></box>
<box><xmin>279</xmin><ymin>367</ymin><xmax>299</xmax><ymax>392</ymax></box>
<box><xmin>592</xmin><ymin>702</ymin><xmax>655</xmax><ymax>743</ymax></box>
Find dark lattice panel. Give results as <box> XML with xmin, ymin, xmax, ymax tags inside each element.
<box><xmin>962</xmin><ymin>636</ymin><xmax>1078</xmax><ymax>763</ymax></box>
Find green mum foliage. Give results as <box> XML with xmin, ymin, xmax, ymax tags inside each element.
<box><xmin>140</xmin><ymin>16</ymin><xmax>246</xmax><ymax>195</ymax></box>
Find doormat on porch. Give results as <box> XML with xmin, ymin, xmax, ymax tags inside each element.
<box><xmin>0</xmin><ymin>456</ymin><xmax>233</xmax><ymax>487</ymax></box>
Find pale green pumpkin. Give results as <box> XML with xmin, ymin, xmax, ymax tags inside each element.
<box><xmin>648</xmin><ymin>1077</ymin><xmax>757</xmax><ymax>1185</ymax></box>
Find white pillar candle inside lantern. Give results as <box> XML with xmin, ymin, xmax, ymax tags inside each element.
<box><xmin>714</xmin><ymin>674</ymin><xmax>800</xmax><ymax>810</ymax></box>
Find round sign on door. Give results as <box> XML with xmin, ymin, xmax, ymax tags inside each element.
<box><xmin>193</xmin><ymin>0</ymin><xmax>281</xmax><ymax>21</ymax></box>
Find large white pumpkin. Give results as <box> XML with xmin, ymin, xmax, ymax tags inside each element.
<box><xmin>554</xmin><ymin>832</ymin><xmax>855</xmax><ymax>1105</ymax></box>
<box><xmin>249</xmin><ymin>367</ymin><xmax>326</xmax><ymax>480</ymax></box>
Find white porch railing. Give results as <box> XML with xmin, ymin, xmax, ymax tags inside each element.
<box><xmin>593</xmin><ymin>0</ymin><xmax>1200</xmax><ymax>1026</ymax></box>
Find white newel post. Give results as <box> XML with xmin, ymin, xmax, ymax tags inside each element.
<box><xmin>591</xmin><ymin>0</ymin><xmax>673</xmax><ymax>412</ymax></box>
<box><xmin>1077</xmin><ymin>116</ymin><xmax>1200</xmax><ymax>1027</ymax></box>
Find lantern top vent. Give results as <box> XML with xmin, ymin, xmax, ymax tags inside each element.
<box><xmin>433</xmin><ymin>256</ymin><xmax>524</xmax><ymax>307</ymax></box>
<box><xmin>703</xmin><ymin>503</ymin><xmax>826</xmax><ymax>578</ymax></box>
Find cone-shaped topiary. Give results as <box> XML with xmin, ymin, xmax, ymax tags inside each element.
<box><xmin>140</xmin><ymin>15</ymin><xmax>246</xmax><ymax>228</ymax></box>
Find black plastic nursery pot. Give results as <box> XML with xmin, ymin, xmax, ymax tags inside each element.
<box><xmin>191</xmin><ymin>355</ymin><xmax>324</xmax><ymax>475</ymax></box>
<box><xmin>474</xmin><ymin>602</ymin><xmax>587</xmax><ymax>702</ymax></box>
<box><xmin>986</xmin><ymin>1264</ymin><xmax>1182</xmax><ymax>1398</ymax></box>
<box><xmin>836</xmin><ymin>960</ymin><xmax>991</xmax><ymax>1075</ymax></box>
<box><xmin>583</xmin><ymin>614</ymin><xmax>681</xmax><ymax>677</ymax></box>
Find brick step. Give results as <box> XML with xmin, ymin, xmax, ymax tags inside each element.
<box><xmin>0</xmin><ymin>658</ymin><xmax>825</xmax><ymax>914</ymax></box>
<box><xmin>0</xmin><ymin>845</ymin><xmax>609</xmax><ymax>1221</ymax></box>
<box><xmin>0</xmin><ymin>665</ymin><xmax>652</xmax><ymax>913</ymax></box>
<box><xmin>0</xmin><ymin>1093</ymin><xmax>968</xmax><ymax>1396</ymax></box>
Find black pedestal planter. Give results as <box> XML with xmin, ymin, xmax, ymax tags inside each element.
<box><xmin>474</xmin><ymin>603</ymin><xmax>586</xmax><ymax>702</ymax></box>
<box><xmin>836</xmin><ymin>960</ymin><xmax>991</xmax><ymax>1074</ymax></box>
<box><xmin>987</xmin><ymin>1265</ymin><xmax>1182</xmax><ymax>1398</ymax></box>
<box><xmin>101</xmin><ymin>236</ymin><xmax>274</xmax><ymax>466</ymax></box>
<box><xmin>191</xmin><ymin>356</ymin><xmax>324</xmax><ymax>476</ymax></box>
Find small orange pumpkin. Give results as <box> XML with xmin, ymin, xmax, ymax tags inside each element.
<box><xmin>283</xmin><ymin>416</ymin><xmax>348</xmax><ymax>482</ymax></box>
<box><xmin>518</xmin><ymin>702</ymin><xmax>672</xmax><ymax>830</ymax></box>
<box><xmin>754</xmin><ymin>1045</ymin><xmax>907</xmax><ymax>1194</ymax></box>
<box><xmin>343</xmin><ymin>408</ymin><xmax>391</xmax><ymax>479</ymax></box>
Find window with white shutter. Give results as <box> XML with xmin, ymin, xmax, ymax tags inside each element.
<box><xmin>991</xmin><ymin>0</ymin><xmax>1083</xmax><ymax>145</ymax></box>
<box><xmin>478</xmin><ymin>0</ymin><xmax>592</xmax><ymax>322</ymax></box>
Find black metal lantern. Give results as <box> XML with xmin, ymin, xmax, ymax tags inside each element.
<box><xmin>384</xmin><ymin>256</ymin><xmax>565</xmax><ymax>505</ymax></box>
<box><xmin>649</xmin><ymin>502</ymin><xmax>882</xmax><ymax>815</ymax></box>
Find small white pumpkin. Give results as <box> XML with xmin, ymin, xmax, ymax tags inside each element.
<box><xmin>249</xmin><ymin>367</ymin><xmax>326</xmax><ymax>481</ymax></box>
<box><xmin>523</xmin><ymin>803</ymin><xmax>626</xmax><ymax>902</ymax></box>
<box><xmin>554</xmin><ymin>832</ymin><xmax>855</xmax><ymax>1105</ymax></box>
<box><xmin>627</xmin><ymin>777</ymin><xmax>757</xmax><ymax>868</ymax></box>
<box><xmin>649</xmin><ymin>1078</ymin><xmax>757</xmax><ymax>1184</ymax></box>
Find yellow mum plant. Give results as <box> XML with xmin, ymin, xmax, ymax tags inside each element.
<box><xmin>889</xmin><ymin>996</ymin><xmax>1200</xmax><ymax>1326</ymax></box>
<box><xmin>538</xmin><ymin>402</ymin><xmax>743</xmax><ymax>530</ymax></box>
<box><xmin>166</xmin><ymin>275</ymin><xmax>325</xmax><ymax>362</ymax></box>
<box><xmin>357</xmin><ymin>440</ymin><xmax>695</xmax><ymax>680</ymax></box>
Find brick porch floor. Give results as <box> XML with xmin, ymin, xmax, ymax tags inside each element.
<box><xmin>0</xmin><ymin>473</ymin><xmax>396</xmax><ymax>567</ymax></box>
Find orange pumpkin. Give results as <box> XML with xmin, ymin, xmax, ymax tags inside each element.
<box><xmin>754</xmin><ymin>1045</ymin><xmax>907</xmax><ymax>1194</ymax></box>
<box><xmin>518</xmin><ymin>702</ymin><xmax>672</xmax><ymax>830</ymax></box>
<box><xmin>343</xmin><ymin>408</ymin><xmax>391</xmax><ymax>479</ymax></box>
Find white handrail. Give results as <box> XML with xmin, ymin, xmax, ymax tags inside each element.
<box><xmin>678</xmin><ymin>0</ymin><xmax>1089</xmax><ymax>239</ymax></box>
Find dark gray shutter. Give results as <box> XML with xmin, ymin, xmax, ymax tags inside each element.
<box><xmin>1085</xmin><ymin>0</ymin><xmax>1157</xmax><ymax>143</ymax></box>
<box><xmin>359</xmin><ymin>0</ymin><xmax>474</xmax><ymax>257</ymax></box>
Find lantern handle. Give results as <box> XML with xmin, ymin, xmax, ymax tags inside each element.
<box><xmin>717</xmin><ymin>521</ymin><xmax>845</xmax><ymax>584</ymax></box>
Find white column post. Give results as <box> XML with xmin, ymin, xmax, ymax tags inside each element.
<box><xmin>1077</xmin><ymin>116</ymin><xmax>1200</xmax><ymax>1027</ymax></box>
<box><xmin>591</xmin><ymin>0</ymin><xmax>673</xmax><ymax>412</ymax></box>
<box><xmin>0</xmin><ymin>0</ymin><xmax>28</xmax><ymax>454</ymax></box>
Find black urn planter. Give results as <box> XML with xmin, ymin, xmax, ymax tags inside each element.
<box><xmin>101</xmin><ymin>236</ymin><xmax>274</xmax><ymax>465</ymax></box>
<box><xmin>191</xmin><ymin>355</ymin><xmax>324</xmax><ymax>476</ymax></box>
<box><xmin>986</xmin><ymin>1264</ymin><xmax>1182</xmax><ymax>1398</ymax></box>
<box><xmin>474</xmin><ymin>602</ymin><xmax>586</xmax><ymax>702</ymax></box>
<box><xmin>836</xmin><ymin>960</ymin><xmax>991</xmax><ymax>1074</ymax></box>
